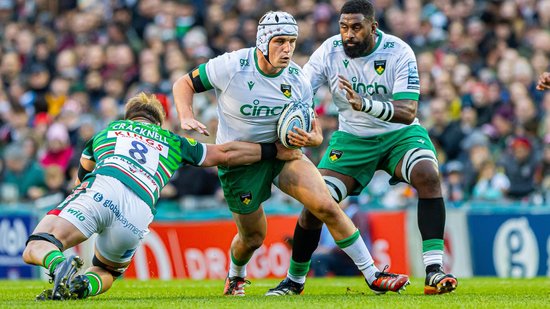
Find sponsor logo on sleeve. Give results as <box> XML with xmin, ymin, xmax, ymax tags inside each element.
<box><xmin>185</xmin><ymin>137</ymin><xmax>198</xmax><ymax>146</ymax></box>
<box><xmin>407</xmin><ymin>61</ymin><xmax>420</xmax><ymax>87</ymax></box>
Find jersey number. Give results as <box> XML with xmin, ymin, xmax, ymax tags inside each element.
<box><xmin>129</xmin><ymin>141</ymin><xmax>148</xmax><ymax>164</ymax></box>
<box><xmin>114</xmin><ymin>137</ymin><xmax>168</xmax><ymax>173</ymax></box>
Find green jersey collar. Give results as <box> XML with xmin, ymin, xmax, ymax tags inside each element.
<box><xmin>362</xmin><ymin>29</ymin><xmax>383</xmax><ymax>57</ymax></box>
<box><xmin>254</xmin><ymin>48</ymin><xmax>286</xmax><ymax>78</ymax></box>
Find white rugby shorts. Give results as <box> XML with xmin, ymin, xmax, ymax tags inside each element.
<box><xmin>53</xmin><ymin>174</ymin><xmax>154</xmax><ymax>263</ymax></box>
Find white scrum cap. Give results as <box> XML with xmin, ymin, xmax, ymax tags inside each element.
<box><xmin>256</xmin><ymin>11</ymin><xmax>298</xmax><ymax>57</ymax></box>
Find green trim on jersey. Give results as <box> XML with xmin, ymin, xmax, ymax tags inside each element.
<box><xmin>83</xmin><ymin>120</ymin><xmax>205</xmax><ymax>213</ymax></box>
<box><xmin>254</xmin><ymin>48</ymin><xmax>285</xmax><ymax>78</ymax></box>
<box><xmin>362</xmin><ymin>29</ymin><xmax>384</xmax><ymax>57</ymax></box>
<box><xmin>198</xmin><ymin>63</ymin><xmax>213</xmax><ymax>91</ymax></box>
<box><xmin>393</xmin><ymin>92</ymin><xmax>419</xmax><ymax>101</ymax></box>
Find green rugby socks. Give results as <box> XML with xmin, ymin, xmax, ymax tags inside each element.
<box><xmin>42</xmin><ymin>250</ymin><xmax>65</xmax><ymax>273</ymax></box>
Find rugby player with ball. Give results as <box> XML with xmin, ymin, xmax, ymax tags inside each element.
<box><xmin>173</xmin><ymin>10</ymin><xmax>409</xmax><ymax>296</ymax></box>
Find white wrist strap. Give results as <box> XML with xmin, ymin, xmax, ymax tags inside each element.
<box><xmin>361</xmin><ymin>97</ymin><xmax>394</xmax><ymax>121</ymax></box>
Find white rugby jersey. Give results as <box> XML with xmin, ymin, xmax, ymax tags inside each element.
<box><xmin>198</xmin><ymin>47</ymin><xmax>313</xmax><ymax>144</ymax></box>
<box><xmin>304</xmin><ymin>29</ymin><xmax>420</xmax><ymax>137</ymax></box>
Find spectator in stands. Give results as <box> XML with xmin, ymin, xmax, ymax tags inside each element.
<box><xmin>472</xmin><ymin>159</ymin><xmax>510</xmax><ymax>201</ymax></box>
<box><xmin>1</xmin><ymin>142</ymin><xmax>46</xmax><ymax>202</ymax></box>
<box><xmin>441</xmin><ymin>160</ymin><xmax>466</xmax><ymax>203</ymax></box>
<box><xmin>0</xmin><ymin>0</ymin><xmax>549</xmax><ymax>209</ymax></box>
<box><xmin>39</xmin><ymin>122</ymin><xmax>73</xmax><ymax>173</ymax></box>
<box><xmin>499</xmin><ymin>136</ymin><xmax>538</xmax><ymax>200</ymax></box>
<box><xmin>428</xmin><ymin>98</ymin><xmax>467</xmax><ymax>161</ymax></box>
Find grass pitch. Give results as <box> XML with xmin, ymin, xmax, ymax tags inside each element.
<box><xmin>1</xmin><ymin>277</ymin><xmax>549</xmax><ymax>308</ymax></box>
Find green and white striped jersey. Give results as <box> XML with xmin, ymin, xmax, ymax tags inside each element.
<box><xmin>82</xmin><ymin>120</ymin><xmax>206</xmax><ymax>212</ymax></box>
<box><xmin>197</xmin><ymin>47</ymin><xmax>313</xmax><ymax>144</ymax></box>
<box><xmin>304</xmin><ymin>29</ymin><xmax>420</xmax><ymax>137</ymax></box>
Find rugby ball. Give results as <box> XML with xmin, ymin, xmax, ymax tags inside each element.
<box><xmin>277</xmin><ymin>101</ymin><xmax>314</xmax><ymax>149</ymax></box>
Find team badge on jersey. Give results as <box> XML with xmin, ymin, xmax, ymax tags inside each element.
<box><xmin>374</xmin><ymin>60</ymin><xmax>386</xmax><ymax>75</ymax></box>
<box><xmin>185</xmin><ymin>137</ymin><xmax>197</xmax><ymax>146</ymax></box>
<box><xmin>329</xmin><ymin>149</ymin><xmax>343</xmax><ymax>162</ymax></box>
<box><xmin>240</xmin><ymin>192</ymin><xmax>252</xmax><ymax>205</ymax></box>
<box><xmin>281</xmin><ymin>84</ymin><xmax>292</xmax><ymax>98</ymax></box>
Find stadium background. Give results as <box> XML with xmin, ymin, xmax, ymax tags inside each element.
<box><xmin>0</xmin><ymin>0</ymin><xmax>549</xmax><ymax>281</ymax></box>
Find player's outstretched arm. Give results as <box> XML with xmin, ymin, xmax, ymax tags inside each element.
<box><xmin>202</xmin><ymin>141</ymin><xmax>302</xmax><ymax>167</ymax></box>
<box><xmin>536</xmin><ymin>72</ymin><xmax>550</xmax><ymax>91</ymax></box>
<box><xmin>288</xmin><ymin>117</ymin><xmax>323</xmax><ymax>148</ymax></box>
<box><xmin>173</xmin><ymin>74</ymin><xmax>210</xmax><ymax>136</ymax></box>
<box><xmin>338</xmin><ymin>75</ymin><xmax>417</xmax><ymax>124</ymax></box>
<box><xmin>75</xmin><ymin>157</ymin><xmax>95</xmax><ymax>186</ymax></box>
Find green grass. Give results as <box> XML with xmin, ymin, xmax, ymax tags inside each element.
<box><xmin>2</xmin><ymin>277</ymin><xmax>550</xmax><ymax>308</ymax></box>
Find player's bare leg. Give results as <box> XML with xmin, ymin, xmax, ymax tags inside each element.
<box><xmin>272</xmin><ymin>156</ymin><xmax>409</xmax><ymax>294</ymax></box>
<box><xmin>395</xmin><ymin>158</ymin><xmax>458</xmax><ymax>294</ymax></box>
<box><xmin>23</xmin><ymin>215</ymin><xmax>88</xmax><ymax>300</ymax></box>
<box><xmin>223</xmin><ymin>207</ymin><xmax>267</xmax><ymax>296</ymax></box>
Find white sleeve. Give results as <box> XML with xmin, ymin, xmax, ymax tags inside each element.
<box><xmin>204</xmin><ymin>52</ymin><xmax>234</xmax><ymax>91</ymax></box>
<box><xmin>392</xmin><ymin>45</ymin><xmax>420</xmax><ymax>101</ymax></box>
<box><xmin>304</xmin><ymin>45</ymin><xmax>328</xmax><ymax>95</ymax></box>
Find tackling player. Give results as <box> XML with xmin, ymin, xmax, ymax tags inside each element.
<box><xmin>173</xmin><ymin>11</ymin><xmax>409</xmax><ymax>296</ymax></box>
<box><xmin>267</xmin><ymin>0</ymin><xmax>458</xmax><ymax>296</ymax></box>
<box><xmin>22</xmin><ymin>92</ymin><xmax>302</xmax><ymax>300</ymax></box>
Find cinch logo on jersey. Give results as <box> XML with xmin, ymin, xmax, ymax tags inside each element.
<box><xmin>67</xmin><ymin>208</ymin><xmax>85</xmax><ymax>221</ymax></box>
<box><xmin>350</xmin><ymin>77</ymin><xmax>389</xmax><ymax>95</ymax></box>
<box><xmin>240</xmin><ymin>192</ymin><xmax>252</xmax><ymax>205</ymax></box>
<box><xmin>240</xmin><ymin>100</ymin><xmax>288</xmax><ymax>117</ymax></box>
<box><xmin>102</xmin><ymin>199</ymin><xmax>145</xmax><ymax>239</ymax></box>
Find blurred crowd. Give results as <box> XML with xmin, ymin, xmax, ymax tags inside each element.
<box><xmin>0</xmin><ymin>0</ymin><xmax>549</xmax><ymax>209</ymax></box>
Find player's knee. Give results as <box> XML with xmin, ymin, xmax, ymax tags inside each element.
<box><xmin>401</xmin><ymin>149</ymin><xmax>438</xmax><ymax>184</ymax></box>
<box><xmin>411</xmin><ymin>163</ymin><xmax>442</xmax><ymax>195</ymax></box>
<box><xmin>310</xmin><ymin>200</ymin><xmax>340</xmax><ymax>223</ymax></box>
<box><xmin>323</xmin><ymin>176</ymin><xmax>348</xmax><ymax>203</ymax></box>
<box><xmin>22</xmin><ymin>246</ymin><xmax>34</xmax><ymax>264</ymax></box>
<box><xmin>298</xmin><ymin>209</ymin><xmax>323</xmax><ymax>230</ymax></box>
<box><xmin>241</xmin><ymin>232</ymin><xmax>265</xmax><ymax>251</ymax></box>
<box><xmin>92</xmin><ymin>255</ymin><xmax>126</xmax><ymax>279</ymax></box>
<box><xmin>23</xmin><ymin>233</ymin><xmax>65</xmax><ymax>264</ymax></box>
